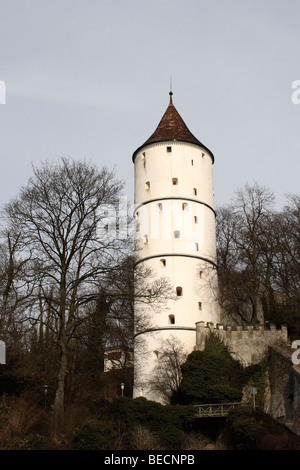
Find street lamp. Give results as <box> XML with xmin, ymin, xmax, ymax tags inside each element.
<box><xmin>250</xmin><ymin>386</ymin><xmax>257</xmax><ymax>410</ymax></box>
<box><xmin>120</xmin><ymin>383</ymin><xmax>125</xmax><ymax>397</ymax></box>
<box><xmin>44</xmin><ymin>385</ymin><xmax>48</xmax><ymax>410</ymax></box>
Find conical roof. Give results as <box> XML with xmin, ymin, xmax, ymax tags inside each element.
<box><xmin>132</xmin><ymin>92</ymin><xmax>214</xmax><ymax>162</ymax></box>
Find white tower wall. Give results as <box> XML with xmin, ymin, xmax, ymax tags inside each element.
<box><xmin>133</xmin><ymin>97</ymin><xmax>220</xmax><ymax>402</ymax></box>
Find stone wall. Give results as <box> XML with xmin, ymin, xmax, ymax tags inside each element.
<box><xmin>267</xmin><ymin>345</ymin><xmax>300</xmax><ymax>434</ymax></box>
<box><xmin>195</xmin><ymin>321</ymin><xmax>289</xmax><ymax>366</ymax></box>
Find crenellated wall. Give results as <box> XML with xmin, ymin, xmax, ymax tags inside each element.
<box><xmin>195</xmin><ymin>321</ymin><xmax>289</xmax><ymax>366</ymax></box>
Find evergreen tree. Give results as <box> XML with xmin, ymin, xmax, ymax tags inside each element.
<box><xmin>173</xmin><ymin>334</ymin><xmax>245</xmax><ymax>404</ymax></box>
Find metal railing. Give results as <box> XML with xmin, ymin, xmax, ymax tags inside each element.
<box><xmin>194</xmin><ymin>402</ymin><xmax>242</xmax><ymax>418</ymax></box>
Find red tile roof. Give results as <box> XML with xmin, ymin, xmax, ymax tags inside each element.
<box><xmin>132</xmin><ymin>92</ymin><xmax>214</xmax><ymax>163</ymax></box>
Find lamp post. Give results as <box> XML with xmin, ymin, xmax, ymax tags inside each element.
<box><xmin>44</xmin><ymin>385</ymin><xmax>48</xmax><ymax>410</ymax></box>
<box><xmin>120</xmin><ymin>383</ymin><xmax>125</xmax><ymax>397</ymax></box>
<box><xmin>250</xmin><ymin>387</ymin><xmax>257</xmax><ymax>410</ymax></box>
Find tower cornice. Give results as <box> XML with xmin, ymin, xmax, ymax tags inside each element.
<box><xmin>133</xmin><ymin>196</ymin><xmax>216</xmax><ymax>217</ymax></box>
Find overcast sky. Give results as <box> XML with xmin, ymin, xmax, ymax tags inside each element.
<box><xmin>1</xmin><ymin>0</ymin><xmax>300</xmax><ymax>212</ymax></box>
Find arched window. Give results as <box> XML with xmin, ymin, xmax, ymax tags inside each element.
<box><xmin>172</xmin><ymin>178</ymin><xmax>178</xmax><ymax>185</ymax></box>
<box><xmin>174</xmin><ymin>230</ymin><xmax>180</xmax><ymax>238</ymax></box>
<box><xmin>160</xmin><ymin>258</ymin><xmax>166</xmax><ymax>267</ymax></box>
<box><xmin>145</xmin><ymin>181</ymin><xmax>150</xmax><ymax>190</ymax></box>
<box><xmin>169</xmin><ymin>315</ymin><xmax>175</xmax><ymax>324</ymax></box>
<box><xmin>198</xmin><ymin>302</ymin><xmax>202</xmax><ymax>310</ymax></box>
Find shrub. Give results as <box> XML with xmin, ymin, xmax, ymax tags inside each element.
<box><xmin>0</xmin><ymin>434</ymin><xmax>48</xmax><ymax>450</ymax></box>
<box><xmin>0</xmin><ymin>395</ymin><xmax>44</xmax><ymax>441</ymax></box>
<box><xmin>242</xmin><ymin>360</ymin><xmax>268</xmax><ymax>408</ymax></box>
<box><xmin>156</xmin><ymin>425</ymin><xmax>183</xmax><ymax>450</ymax></box>
<box><xmin>87</xmin><ymin>397</ymin><xmax>195</xmax><ymax>449</ymax></box>
<box><xmin>72</xmin><ymin>419</ymin><xmax>120</xmax><ymax>450</ymax></box>
<box><xmin>129</xmin><ymin>426</ymin><xmax>161</xmax><ymax>450</ymax></box>
<box><xmin>174</xmin><ymin>333</ymin><xmax>245</xmax><ymax>404</ymax></box>
<box><xmin>226</xmin><ymin>407</ymin><xmax>257</xmax><ymax>450</ymax></box>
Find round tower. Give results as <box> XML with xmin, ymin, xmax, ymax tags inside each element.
<box><xmin>132</xmin><ymin>92</ymin><xmax>220</xmax><ymax>402</ymax></box>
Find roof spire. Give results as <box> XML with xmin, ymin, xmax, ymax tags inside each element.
<box><xmin>132</xmin><ymin>87</ymin><xmax>215</xmax><ymax>163</ymax></box>
<box><xmin>169</xmin><ymin>75</ymin><xmax>173</xmax><ymax>105</ymax></box>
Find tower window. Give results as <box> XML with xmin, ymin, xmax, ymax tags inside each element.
<box><xmin>195</xmin><ymin>242</ymin><xmax>199</xmax><ymax>251</ymax></box>
<box><xmin>202</xmin><ymin>152</ymin><xmax>205</xmax><ymax>157</ymax></box>
<box><xmin>157</xmin><ymin>203</ymin><xmax>163</xmax><ymax>211</ymax></box>
<box><xmin>153</xmin><ymin>350</ymin><xmax>159</xmax><ymax>359</ymax></box>
<box><xmin>169</xmin><ymin>314</ymin><xmax>175</xmax><ymax>324</ymax></box>
<box><xmin>167</xmin><ymin>146</ymin><xmax>172</xmax><ymax>152</ymax></box>
<box><xmin>174</xmin><ymin>230</ymin><xmax>180</xmax><ymax>238</ymax></box>
<box><xmin>160</xmin><ymin>258</ymin><xmax>166</xmax><ymax>267</ymax></box>
<box><xmin>143</xmin><ymin>234</ymin><xmax>148</xmax><ymax>244</ymax></box>
<box><xmin>191</xmin><ymin>159</ymin><xmax>194</xmax><ymax>165</ymax></box>
<box><xmin>145</xmin><ymin>181</ymin><xmax>150</xmax><ymax>190</ymax></box>
<box><xmin>172</xmin><ymin>178</ymin><xmax>178</xmax><ymax>185</ymax></box>
<box><xmin>182</xmin><ymin>202</ymin><xmax>188</xmax><ymax>210</ymax></box>
<box><xmin>198</xmin><ymin>302</ymin><xmax>202</xmax><ymax>310</ymax></box>
<box><xmin>142</xmin><ymin>152</ymin><xmax>146</xmax><ymax>167</ymax></box>
<box><xmin>194</xmin><ymin>216</ymin><xmax>198</xmax><ymax>223</ymax></box>
<box><xmin>176</xmin><ymin>286</ymin><xmax>183</xmax><ymax>296</ymax></box>
<box><xmin>193</xmin><ymin>188</ymin><xmax>197</xmax><ymax>196</ymax></box>
<box><xmin>199</xmin><ymin>270</ymin><xmax>203</xmax><ymax>278</ymax></box>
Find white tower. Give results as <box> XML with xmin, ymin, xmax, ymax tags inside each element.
<box><xmin>132</xmin><ymin>91</ymin><xmax>220</xmax><ymax>402</ymax></box>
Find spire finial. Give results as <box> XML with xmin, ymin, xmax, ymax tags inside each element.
<box><xmin>169</xmin><ymin>75</ymin><xmax>173</xmax><ymax>105</ymax></box>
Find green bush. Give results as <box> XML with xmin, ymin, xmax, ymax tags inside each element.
<box><xmin>174</xmin><ymin>333</ymin><xmax>245</xmax><ymax>404</ymax></box>
<box><xmin>226</xmin><ymin>407</ymin><xmax>258</xmax><ymax>450</ymax></box>
<box><xmin>72</xmin><ymin>418</ymin><xmax>119</xmax><ymax>450</ymax></box>
<box><xmin>87</xmin><ymin>397</ymin><xmax>194</xmax><ymax>449</ymax></box>
<box><xmin>156</xmin><ymin>425</ymin><xmax>183</xmax><ymax>450</ymax></box>
<box><xmin>242</xmin><ymin>361</ymin><xmax>268</xmax><ymax>409</ymax></box>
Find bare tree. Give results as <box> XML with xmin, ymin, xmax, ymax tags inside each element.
<box><xmin>148</xmin><ymin>336</ymin><xmax>188</xmax><ymax>404</ymax></box>
<box><xmin>4</xmin><ymin>157</ymin><xmax>127</xmax><ymax>423</ymax></box>
<box><xmin>0</xmin><ymin>229</ymin><xmax>34</xmax><ymax>340</ymax></box>
<box><xmin>217</xmin><ymin>183</ymin><xmax>275</xmax><ymax>325</ymax></box>
<box><xmin>268</xmin><ymin>195</ymin><xmax>300</xmax><ymax>334</ymax></box>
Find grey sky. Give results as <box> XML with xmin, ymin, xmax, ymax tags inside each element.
<box><xmin>0</xmin><ymin>0</ymin><xmax>300</xmax><ymax>211</ymax></box>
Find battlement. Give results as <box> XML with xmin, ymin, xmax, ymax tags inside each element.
<box><xmin>195</xmin><ymin>321</ymin><xmax>289</xmax><ymax>366</ymax></box>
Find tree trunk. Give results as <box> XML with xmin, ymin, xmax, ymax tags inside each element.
<box><xmin>52</xmin><ymin>336</ymin><xmax>68</xmax><ymax>443</ymax></box>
